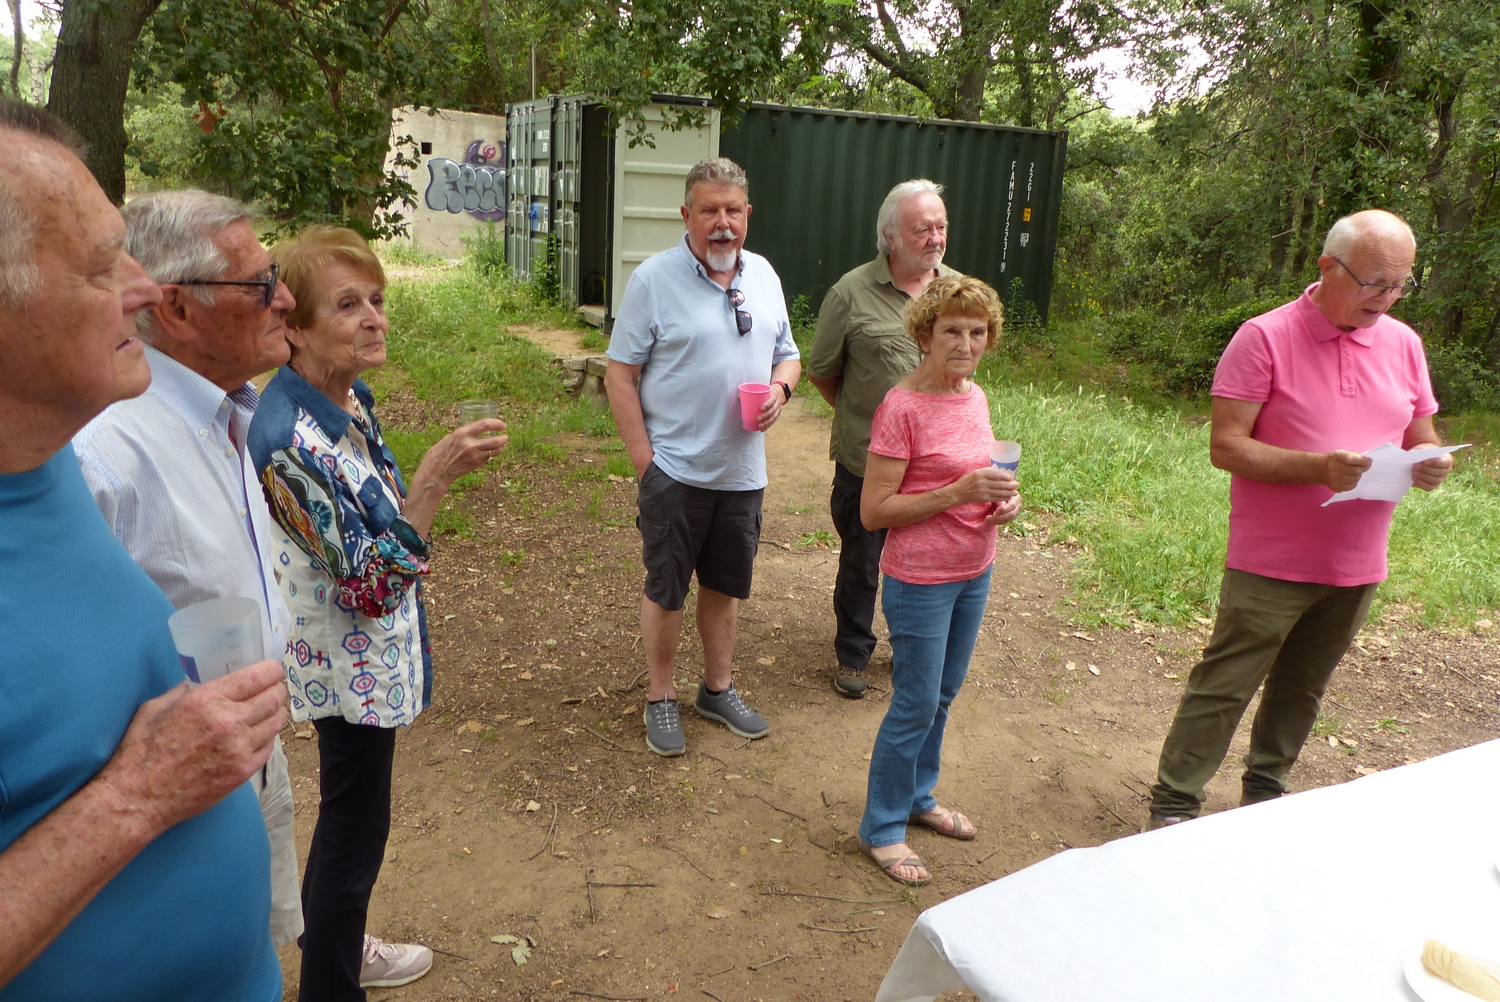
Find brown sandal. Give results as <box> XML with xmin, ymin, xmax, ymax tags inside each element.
<box><xmin>864</xmin><ymin>844</ymin><xmax>932</xmax><ymax>886</ymax></box>
<box><xmin>909</xmin><ymin>806</ymin><xmax>976</xmax><ymax>841</ymax></box>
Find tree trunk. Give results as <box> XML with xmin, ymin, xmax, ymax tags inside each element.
<box><xmin>46</xmin><ymin>0</ymin><xmax>165</xmax><ymax>202</ymax></box>
<box><xmin>8</xmin><ymin>0</ymin><xmax>21</xmax><ymax>96</ymax></box>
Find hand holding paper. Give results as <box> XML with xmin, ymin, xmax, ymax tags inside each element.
<box><xmin>1322</xmin><ymin>442</ymin><xmax>1469</xmax><ymax>506</ymax></box>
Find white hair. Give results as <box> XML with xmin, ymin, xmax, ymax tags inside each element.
<box><xmin>0</xmin><ymin>193</ymin><xmax>39</xmax><ymax>309</ymax></box>
<box><xmin>1322</xmin><ymin>209</ymin><xmax>1417</xmax><ymax>260</ymax></box>
<box><xmin>122</xmin><ymin>189</ymin><xmax>252</xmax><ymax>338</ymax></box>
<box><xmin>0</xmin><ymin>98</ymin><xmax>84</xmax><ymax>309</ymax></box>
<box><xmin>684</xmin><ymin>157</ymin><xmax>749</xmax><ymax>205</ymax></box>
<box><xmin>876</xmin><ymin>179</ymin><xmax>945</xmax><ymax>256</ymax></box>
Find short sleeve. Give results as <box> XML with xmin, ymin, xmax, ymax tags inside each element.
<box><xmin>1410</xmin><ymin>335</ymin><xmax>1439</xmax><ymax>417</ymax></box>
<box><xmin>867</xmin><ymin>392</ymin><xmax>915</xmax><ymax>461</ymax></box>
<box><xmin>1212</xmin><ymin>320</ymin><xmax>1274</xmax><ymax>403</ymax></box>
<box><xmin>607</xmin><ymin>270</ymin><xmax>658</xmax><ymax>366</ymax></box>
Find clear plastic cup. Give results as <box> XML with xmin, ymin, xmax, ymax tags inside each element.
<box><xmin>457</xmin><ymin>398</ymin><xmax>499</xmax><ymax>432</ymax></box>
<box><xmin>168</xmin><ymin>597</ymin><xmax>264</xmax><ymax>684</ymax></box>
<box><xmin>990</xmin><ymin>439</ymin><xmax>1021</xmax><ymax>471</ymax></box>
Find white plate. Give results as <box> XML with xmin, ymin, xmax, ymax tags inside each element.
<box><xmin>1406</xmin><ymin>940</ymin><xmax>1500</xmax><ymax>1002</ymax></box>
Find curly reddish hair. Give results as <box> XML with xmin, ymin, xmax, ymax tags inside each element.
<box><xmin>904</xmin><ymin>274</ymin><xmax>1003</xmax><ymax>351</ymax></box>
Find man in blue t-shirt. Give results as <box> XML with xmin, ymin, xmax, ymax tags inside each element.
<box><xmin>605</xmin><ymin>157</ymin><xmax>801</xmax><ymax>757</ymax></box>
<box><xmin>0</xmin><ymin>97</ymin><xmax>287</xmax><ymax>1001</ymax></box>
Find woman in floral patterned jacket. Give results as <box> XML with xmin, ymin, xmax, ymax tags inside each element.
<box><xmin>248</xmin><ymin>226</ymin><xmax>507</xmax><ymax>1001</ymax></box>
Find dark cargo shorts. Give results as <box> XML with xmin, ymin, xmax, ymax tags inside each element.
<box><xmin>636</xmin><ymin>462</ymin><xmax>764</xmax><ymax>611</ymax></box>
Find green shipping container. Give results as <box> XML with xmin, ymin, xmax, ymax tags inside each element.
<box><xmin>719</xmin><ymin>103</ymin><xmax>1066</xmax><ymax>322</ymax></box>
<box><xmin>506</xmin><ymin>96</ymin><xmax>1066</xmax><ymax>325</ymax></box>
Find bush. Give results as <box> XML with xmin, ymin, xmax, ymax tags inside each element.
<box><xmin>462</xmin><ymin>222</ymin><xmax>508</xmax><ymax>279</ymax></box>
<box><xmin>1425</xmin><ymin>341</ymin><xmax>1500</xmax><ymax>414</ymax></box>
<box><xmin>1100</xmin><ymin>297</ymin><xmax>1287</xmax><ymax>395</ymax></box>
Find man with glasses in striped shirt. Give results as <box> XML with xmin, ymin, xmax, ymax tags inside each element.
<box><xmin>74</xmin><ymin>190</ymin><xmax>432</xmax><ymax>990</ymax></box>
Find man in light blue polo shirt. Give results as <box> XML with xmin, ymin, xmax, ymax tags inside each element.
<box><xmin>605</xmin><ymin>157</ymin><xmax>801</xmax><ymax>757</ymax></box>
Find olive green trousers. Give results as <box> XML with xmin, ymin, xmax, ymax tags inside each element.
<box><xmin>1149</xmin><ymin>568</ymin><xmax>1379</xmax><ymax>817</ymax></box>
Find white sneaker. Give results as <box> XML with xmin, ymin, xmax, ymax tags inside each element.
<box><xmin>361</xmin><ymin>935</ymin><xmax>434</xmax><ymax>988</ymax></box>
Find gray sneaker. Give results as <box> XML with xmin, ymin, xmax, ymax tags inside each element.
<box><xmin>833</xmin><ymin>663</ymin><xmax>868</xmax><ymax>698</ymax></box>
<box><xmin>643</xmin><ymin>699</ymin><xmax>685</xmax><ymax>756</ymax></box>
<box><xmin>694</xmin><ymin>684</ymin><xmax>769</xmax><ymax>739</ymax></box>
<box><xmin>1141</xmin><ymin>813</ymin><xmax>1192</xmax><ymax>833</ymax></box>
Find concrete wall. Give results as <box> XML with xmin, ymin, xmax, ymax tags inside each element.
<box><xmin>383</xmin><ymin>106</ymin><xmax>508</xmax><ymax>259</ymax></box>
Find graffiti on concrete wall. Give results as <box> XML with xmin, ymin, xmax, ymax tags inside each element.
<box><xmin>423</xmin><ymin>139</ymin><xmax>506</xmax><ymax>222</ymax></box>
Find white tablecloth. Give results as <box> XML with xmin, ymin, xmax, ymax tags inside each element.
<box><xmin>877</xmin><ymin>739</ymin><xmax>1500</xmax><ymax>1002</ymax></box>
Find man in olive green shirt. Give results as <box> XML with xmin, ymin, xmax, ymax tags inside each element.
<box><xmin>806</xmin><ymin>179</ymin><xmax>957</xmax><ymax>697</ymax></box>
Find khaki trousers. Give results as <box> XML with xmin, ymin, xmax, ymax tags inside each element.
<box><xmin>1149</xmin><ymin>568</ymin><xmax>1378</xmax><ymax>817</ymax></box>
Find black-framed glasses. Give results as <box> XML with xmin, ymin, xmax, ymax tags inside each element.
<box><xmin>1331</xmin><ymin>256</ymin><xmax>1419</xmax><ymax>299</ymax></box>
<box><xmin>175</xmin><ymin>262</ymin><xmax>281</xmax><ymax>308</ymax></box>
<box><xmin>727</xmin><ymin>287</ymin><xmax>752</xmax><ymax>336</ymax></box>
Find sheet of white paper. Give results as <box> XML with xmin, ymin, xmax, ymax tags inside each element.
<box><xmin>1322</xmin><ymin>442</ymin><xmax>1470</xmax><ymax>506</ymax></box>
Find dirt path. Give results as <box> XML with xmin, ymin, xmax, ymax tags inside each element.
<box><xmin>277</xmin><ymin>332</ymin><xmax>1500</xmax><ymax>1001</ymax></box>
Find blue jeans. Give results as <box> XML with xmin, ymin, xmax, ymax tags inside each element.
<box><xmin>860</xmin><ymin>567</ymin><xmax>992</xmax><ymax>849</ymax></box>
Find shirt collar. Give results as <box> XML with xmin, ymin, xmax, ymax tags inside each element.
<box><xmin>1301</xmin><ymin>283</ymin><xmax>1377</xmax><ymax>346</ymax></box>
<box><xmin>266</xmin><ymin>364</ymin><xmax>375</xmax><ymax>443</ymax></box>
<box><xmin>875</xmin><ymin>254</ymin><xmax>947</xmax><ymax>294</ymax></box>
<box><xmin>144</xmin><ymin>344</ymin><xmax>257</xmax><ymax>427</ymax></box>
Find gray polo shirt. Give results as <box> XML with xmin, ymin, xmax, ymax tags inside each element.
<box><xmin>608</xmin><ymin>236</ymin><xmax>798</xmax><ymax>491</ymax></box>
<box><xmin>808</xmin><ymin>255</ymin><xmax>958</xmax><ymax>475</ymax></box>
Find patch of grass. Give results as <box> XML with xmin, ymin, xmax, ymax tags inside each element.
<box><xmin>1311</xmin><ymin>712</ymin><xmax>1344</xmax><ymax>738</ymax></box>
<box><xmin>978</xmin><ymin>379</ymin><xmax>1224</xmax><ymax>625</ymax></box>
<box><xmin>796</xmin><ymin>528</ymin><xmax>836</xmax><ymax>548</ymax></box>
<box><xmin>604</xmin><ymin>455</ymin><xmax>636</xmax><ymax>479</ymax></box>
<box><xmin>1369</xmin><ymin>717</ymin><xmax>1409</xmax><ymax>734</ymax></box>
<box><xmin>379</xmin><ymin>241</ymin><xmax>444</xmax><ymax>267</ymax></box>
<box><xmin>558</xmin><ymin>400</ymin><xmax>617</xmax><ymax>438</ymax></box>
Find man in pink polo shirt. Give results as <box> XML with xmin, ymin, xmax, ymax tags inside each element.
<box><xmin>1145</xmin><ymin>209</ymin><xmax>1453</xmax><ymax>830</ymax></box>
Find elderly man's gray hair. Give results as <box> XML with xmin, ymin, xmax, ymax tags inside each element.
<box><xmin>1322</xmin><ymin>209</ymin><xmax>1417</xmax><ymax>261</ymax></box>
<box><xmin>123</xmin><ymin>190</ymin><xmax>253</xmax><ymax>337</ymax></box>
<box><xmin>684</xmin><ymin>158</ymin><xmax>749</xmax><ymax>205</ymax></box>
<box><xmin>876</xmin><ymin>179</ymin><xmax>945</xmax><ymax>256</ymax></box>
<box><xmin>0</xmin><ymin>97</ymin><xmax>85</xmax><ymax>310</ymax></box>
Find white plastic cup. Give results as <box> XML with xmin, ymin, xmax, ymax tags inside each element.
<box><xmin>168</xmin><ymin>597</ymin><xmax>264</xmax><ymax>684</ymax></box>
<box><xmin>990</xmin><ymin>439</ymin><xmax>1021</xmax><ymax>471</ymax></box>
<box><xmin>738</xmin><ymin>382</ymin><xmax>772</xmax><ymax>432</ymax></box>
<box><xmin>457</xmin><ymin>398</ymin><xmax>499</xmax><ymax>433</ymax></box>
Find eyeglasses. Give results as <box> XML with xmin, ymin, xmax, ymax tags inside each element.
<box><xmin>175</xmin><ymin>262</ymin><xmax>281</xmax><ymax>308</ymax></box>
<box><xmin>727</xmin><ymin>287</ymin><xmax>752</xmax><ymax>336</ymax></box>
<box><xmin>1331</xmin><ymin>257</ymin><xmax>1419</xmax><ymax>299</ymax></box>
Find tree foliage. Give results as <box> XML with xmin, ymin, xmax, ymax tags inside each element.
<box><xmin>131</xmin><ymin>0</ymin><xmax>435</xmax><ymax>237</ymax></box>
<box><xmin>1057</xmin><ymin>0</ymin><xmax>1500</xmax><ymax>407</ymax></box>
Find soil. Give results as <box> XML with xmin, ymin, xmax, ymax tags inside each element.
<box><xmin>277</xmin><ymin>325</ymin><xmax>1500</xmax><ymax>1001</ymax></box>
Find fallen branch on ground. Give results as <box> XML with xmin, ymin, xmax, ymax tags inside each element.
<box><xmin>748</xmin><ymin>954</ymin><xmax>789</xmax><ymax>970</ymax></box>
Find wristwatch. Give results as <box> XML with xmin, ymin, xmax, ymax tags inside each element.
<box><xmin>774</xmin><ymin>380</ymin><xmax>793</xmax><ymax>401</ymax></box>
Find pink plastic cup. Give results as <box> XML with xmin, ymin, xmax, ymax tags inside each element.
<box><xmin>738</xmin><ymin>382</ymin><xmax>772</xmax><ymax>431</ymax></box>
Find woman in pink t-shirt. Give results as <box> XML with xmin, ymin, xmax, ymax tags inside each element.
<box><xmin>857</xmin><ymin>276</ymin><xmax>1021</xmax><ymax>886</ymax></box>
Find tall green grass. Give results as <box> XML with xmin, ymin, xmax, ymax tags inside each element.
<box><xmin>360</xmin><ymin>259</ymin><xmax>589</xmax><ymax>532</ymax></box>
<box><xmin>984</xmin><ymin>374</ymin><xmax>1500</xmax><ymax>630</ymax></box>
<box><xmin>371</xmin><ymin>263</ymin><xmax>588</xmax><ymax>469</ymax></box>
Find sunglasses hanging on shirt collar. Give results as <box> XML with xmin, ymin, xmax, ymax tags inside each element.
<box><xmin>727</xmin><ymin>287</ymin><xmax>753</xmax><ymax>336</ymax></box>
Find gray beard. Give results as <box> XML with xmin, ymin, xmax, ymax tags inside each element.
<box><xmin>706</xmin><ymin>246</ymin><xmax>738</xmax><ymax>273</ymax></box>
